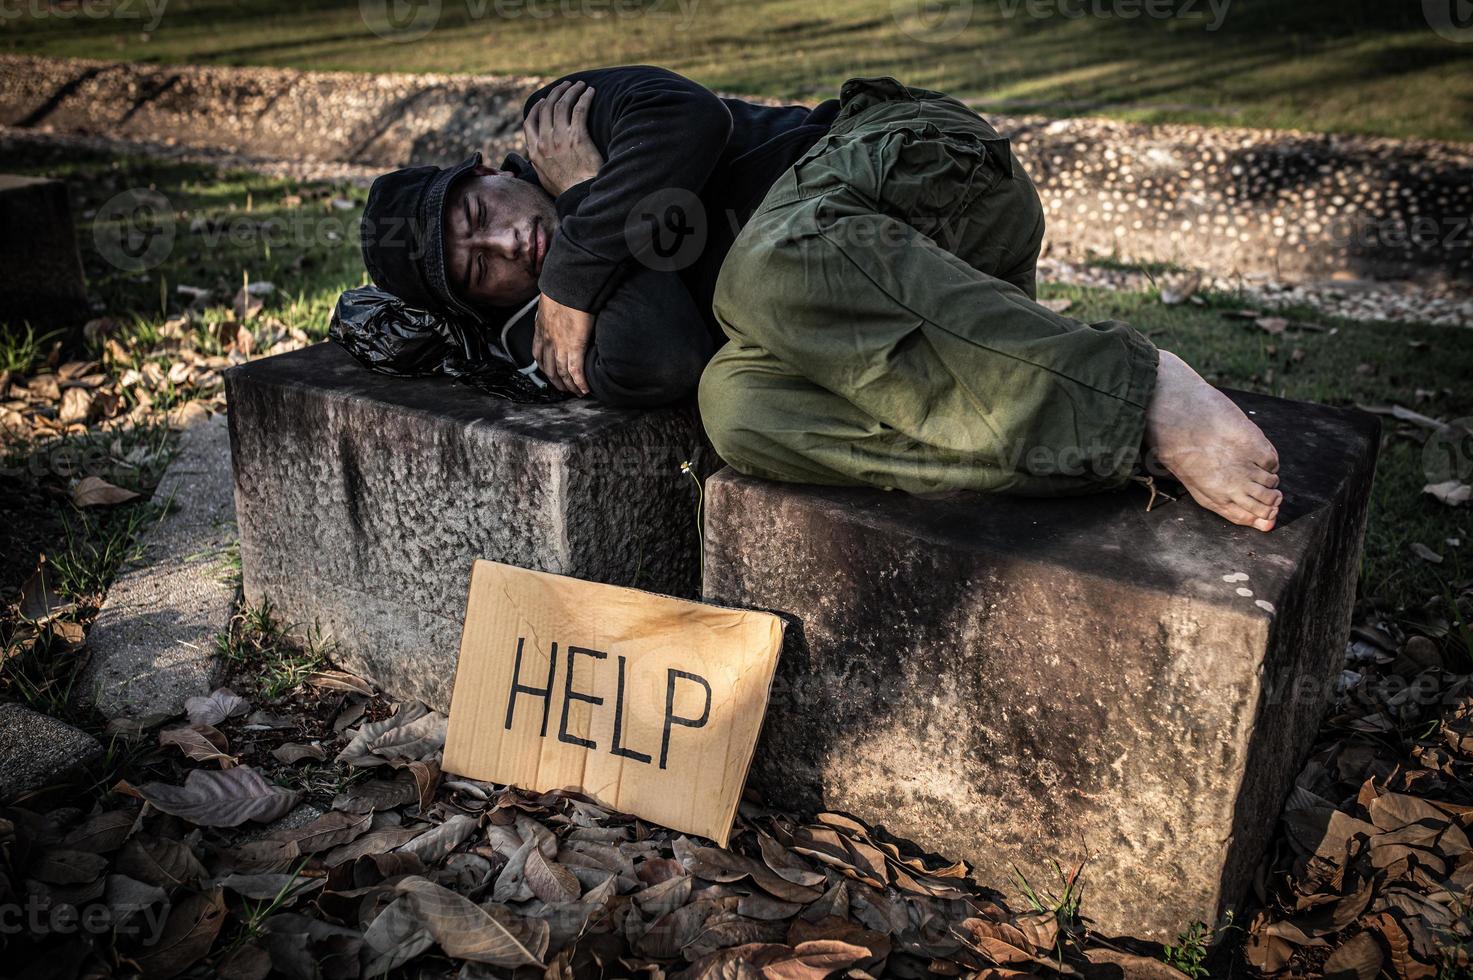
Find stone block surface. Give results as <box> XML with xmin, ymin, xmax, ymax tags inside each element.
<box><xmin>703</xmin><ymin>390</ymin><xmax>1379</xmax><ymax>941</ymax></box>
<box><xmin>81</xmin><ymin>412</ymin><xmax>236</xmax><ymax>718</ymax></box>
<box><xmin>0</xmin><ymin>702</ymin><xmax>104</xmax><ymax>802</ymax></box>
<box><xmin>224</xmin><ymin>341</ymin><xmax>710</xmax><ymax>712</ymax></box>
<box><xmin>0</xmin><ymin>174</ymin><xmax>88</xmax><ymax>333</ymax></box>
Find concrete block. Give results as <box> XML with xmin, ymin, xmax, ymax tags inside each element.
<box><xmin>0</xmin><ymin>174</ymin><xmax>88</xmax><ymax>334</ymax></box>
<box><xmin>223</xmin><ymin>342</ymin><xmax>710</xmax><ymax>712</ymax></box>
<box><xmin>81</xmin><ymin>412</ymin><xmax>236</xmax><ymax>718</ymax></box>
<box><xmin>702</xmin><ymin>390</ymin><xmax>1379</xmax><ymax>941</ymax></box>
<box><xmin>0</xmin><ymin>702</ymin><xmax>104</xmax><ymax>802</ymax></box>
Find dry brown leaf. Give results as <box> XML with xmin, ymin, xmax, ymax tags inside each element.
<box><xmin>957</xmin><ymin>918</ymin><xmax>1038</xmax><ymax>965</ymax></box>
<box><xmin>159</xmin><ymin>724</ymin><xmax>235</xmax><ymax>768</ymax></box>
<box><xmin>396</xmin><ymin>814</ymin><xmax>478</xmax><ymax>864</ymax></box>
<box><xmin>786</xmin><ymin>915</ymin><xmax>890</xmax><ymax>966</ymax></box>
<box><xmin>1083</xmin><ymin>949</ymin><xmax>1189</xmax><ymax>978</ymax></box>
<box><xmin>1423</xmin><ymin>480</ymin><xmax>1471</xmax><ymax>507</ymax></box>
<box><xmin>31</xmin><ymin>848</ymin><xmax>108</xmax><ymax>885</ymax></box>
<box><xmin>59</xmin><ymin>386</ymin><xmax>92</xmax><ymax>424</ymax></box>
<box><xmin>757</xmin><ymin>832</ymin><xmax>825</xmax><ymax>888</ymax></box>
<box><xmin>1367</xmin><ymin>911</ymin><xmax>1436</xmax><ymax>980</ymax></box>
<box><xmin>221</xmin><ymin>838</ymin><xmax>302</xmax><ymax>875</ymax></box>
<box><xmin>1244</xmin><ymin>913</ymin><xmax>1294</xmax><ymax>974</ymax></box>
<box><xmin>397</xmin><ymin>876</ymin><xmax>547</xmax><ymax>967</ymax></box>
<box><xmin>336</xmin><ymin>701</ymin><xmax>446</xmax><ymax>767</ymax></box>
<box><xmin>1368</xmin><ymin>792</ymin><xmax>1452</xmax><ymax>833</ymax></box>
<box><xmin>268</xmin><ymin>810</ymin><xmax>374</xmax><ymax>856</ymax></box>
<box><xmin>404</xmin><ymin>758</ymin><xmax>441</xmax><ymax>812</ymax></box>
<box><xmin>683</xmin><ymin>844</ymin><xmax>822</xmax><ymax>904</ymax></box>
<box><xmin>332</xmin><ymin>775</ymin><xmax>419</xmax><ymax>814</ymax></box>
<box><xmin>762</xmin><ymin>939</ymin><xmax>873</xmax><ymax>979</ymax></box>
<box><xmin>185</xmin><ymin>688</ymin><xmax>250</xmax><ymax>726</ymax></box>
<box><xmin>525</xmin><ymin>845</ymin><xmax>581</xmax><ymax>904</ymax></box>
<box><xmin>18</xmin><ymin>556</ymin><xmax>74</xmax><ymax>623</ymax></box>
<box><xmin>633</xmin><ymin>875</ymin><xmax>693</xmax><ymax>917</ymax></box>
<box><xmin>306</xmin><ymin>669</ymin><xmax>375</xmax><ymax>695</ymax></box>
<box><xmin>72</xmin><ymin>475</ymin><xmax>140</xmax><ymax>507</ymax></box>
<box><xmin>131</xmin><ymin>887</ymin><xmax>226</xmax><ymax>980</ymax></box>
<box><xmin>323</xmin><ymin>826</ymin><xmax>424</xmax><ymax>868</ymax></box>
<box><xmin>1323</xmin><ymin>930</ymin><xmax>1386</xmax><ymax>980</ymax></box>
<box><xmin>167</xmin><ymin>399</ymin><xmax>211</xmax><ymax>430</ymax></box>
<box><xmin>1410</xmin><ymin>543</ymin><xmax>1444</xmax><ymax>564</ymax></box>
<box><xmin>217</xmin><ymin>872</ymin><xmax>323</xmax><ymax>903</ymax></box>
<box><xmin>137</xmin><ymin>767</ymin><xmax>301</xmax><ymax>827</ymax></box>
<box><xmin>271</xmin><ymin>742</ymin><xmax>327</xmax><ymax>765</ymax></box>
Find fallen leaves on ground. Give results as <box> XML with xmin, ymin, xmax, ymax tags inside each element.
<box><xmin>70</xmin><ymin>475</ymin><xmax>141</xmax><ymax>507</ymax></box>
<box><xmin>1245</xmin><ymin>591</ymin><xmax>1473</xmax><ymax>978</ymax></box>
<box><xmin>1423</xmin><ymin>480</ymin><xmax>1472</xmax><ymax>508</ymax></box>
<box><xmin>0</xmin><ymin>664</ymin><xmax>1103</xmax><ymax>980</ymax></box>
<box><xmin>184</xmin><ymin>687</ymin><xmax>250</xmax><ymax>727</ymax></box>
<box><xmin>9</xmin><ymin>582</ymin><xmax>1472</xmax><ymax>979</ymax></box>
<box><xmin>136</xmin><ymin>766</ymin><xmax>302</xmax><ymax>827</ymax></box>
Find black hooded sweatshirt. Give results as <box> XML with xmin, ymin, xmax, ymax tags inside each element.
<box><xmin>506</xmin><ymin>65</ymin><xmax>840</xmax><ymax>330</ymax></box>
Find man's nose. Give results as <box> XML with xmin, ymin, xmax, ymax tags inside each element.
<box><xmin>466</xmin><ymin>223</ymin><xmax>519</xmax><ymax>258</ymax></box>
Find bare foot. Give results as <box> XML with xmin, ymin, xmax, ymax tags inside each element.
<box><xmin>1144</xmin><ymin>350</ymin><xmax>1283</xmax><ymax>531</ymax></box>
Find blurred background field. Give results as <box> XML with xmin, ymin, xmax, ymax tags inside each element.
<box><xmin>4</xmin><ymin>0</ymin><xmax>1472</xmax><ymax>142</ymax></box>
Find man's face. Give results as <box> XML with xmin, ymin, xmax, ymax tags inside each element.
<box><xmin>443</xmin><ymin>165</ymin><xmax>558</xmax><ymax>310</ymax></box>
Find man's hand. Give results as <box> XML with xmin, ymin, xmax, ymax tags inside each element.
<box><xmin>532</xmin><ymin>295</ymin><xmax>595</xmax><ymax>396</ymax></box>
<box><xmin>523</xmin><ymin>81</ymin><xmax>603</xmax><ymax>198</ymax></box>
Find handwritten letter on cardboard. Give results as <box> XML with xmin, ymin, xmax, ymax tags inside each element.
<box><xmin>443</xmin><ymin>560</ymin><xmax>785</xmax><ymax>845</ymax></box>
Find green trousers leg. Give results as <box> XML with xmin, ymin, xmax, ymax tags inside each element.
<box><xmin>698</xmin><ymin>76</ymin><xmax>1160</xmax><ymax>496</ymax></box>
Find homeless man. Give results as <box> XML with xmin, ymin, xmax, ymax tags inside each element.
<box><xmin>359</xmin><ymin>65</ymin><xmax>1283</xmax><ymax>532</ymax></box>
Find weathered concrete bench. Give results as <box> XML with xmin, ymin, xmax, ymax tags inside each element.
<box><xmin>224</xmin><ymin>341</ymin><xmax>710</xmax><ymax>710</ymax></box>
<box><xmin>703</xmin><ymin>389</ymin><xmax>1378</xmax><ymax>941</ymax></box>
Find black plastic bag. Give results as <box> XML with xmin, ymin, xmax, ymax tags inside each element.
<box><xmin>328</xmin><ymin>286</ymin><xmax>568</xmax><ymax>404</ymax></box>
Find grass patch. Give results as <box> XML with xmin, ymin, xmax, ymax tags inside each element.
<box><xmin>2</xmin><ymin>0</ymin><xmax>1470</xmax><ymax>141</ymax></box>
<box><xmin>215</xmin><ymin>600</ymin><xmax>333</xmax><ymax>700</ymax></box>
<box><xmin>0</xmin><ymin>323</ymin><xmax>69</xmax><ymax>375</ymax></box>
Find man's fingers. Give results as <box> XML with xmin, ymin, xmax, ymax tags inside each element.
<box><xmin>537</xmin><ymin>83</ymin><xmax>566</xmax><ymax>136</ymax></box>
<box><xmin>553</xmin><ymin>354</ymin><xmax>575</xmax><ymax>393</ymax></box>
<box><xmin>571</xmin><ymin>87</ymin><xmax>594</xmax><ymax>132</ymax></box>
<box><xmin>531</xmin><ymin>316</ymin><xmax>548</xmax><ymax>367</ymax></box>
<box><xmin>566</xmin><ymin>346</ymin><xmax>589</xmax><ymax>396</ymax></box>
<box><xmin>556</xmin><ymin>81</ymin><xmax>586</xmax><ymax>128</ymax></box>
<box><xmin>523</xmin><ymin>98</ymin><xmax>542</xmax><ymax>144</ymax></box>
<box><xmin>560</xmin><ymin>350</ymin><xmax>585</xmax><ymax>397</ymax></box>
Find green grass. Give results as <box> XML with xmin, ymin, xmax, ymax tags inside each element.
<box><xmin>2</xmin><ymin>0</ymin><xmax>1471</xmax><ymax>142</ymax></box>
<box><xmin>215</xmin><ymin>600</ymin><xmax>333</xmax><ymax>699</ymax></box>
<box><xmin>0</xmin><ymin>323</ymin><xmax>70</xmax><ymax>375</ymax></box>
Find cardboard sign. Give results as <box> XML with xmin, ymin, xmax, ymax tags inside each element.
<box><xmin>443</xmin><ymin>560</ymin><xmax>785</xmax><ymax>845</ymax></box>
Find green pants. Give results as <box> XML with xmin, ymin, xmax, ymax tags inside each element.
<box><xmin>698</xmin><ymin>77</ymin><xmax>1160</xmax><ymax>496</ymax></box>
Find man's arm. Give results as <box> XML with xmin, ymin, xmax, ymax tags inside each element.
<box><xmin>525</xmin><ymin>65</ymin><xmax>734</xmax><ymax>316</ymax></box>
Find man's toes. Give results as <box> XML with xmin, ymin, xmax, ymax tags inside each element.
<box><xmin>1257</xmin><ymin>470</ymin><xmax>1281</xmax><ymax>490</ymax></box>
<box><xmin>1213</xmin><ymin>500</ymin><xmax>1262</xmax><ymax>528</ymax></box>
<box><xmin>1251</xmin><ymin>514</ymin><xmax>1276</xmax><ymax>532</ymax></box>
<box><xmin>1244</xmin><ymin>484</ymin><xmax>1283</xmax><ymax>508</ymax></box>
<box><xmin>1224</xmin><ymin>483</ymin><xmax>1274</xmax><ymax>518</ymax></box>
